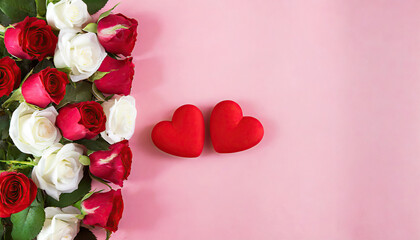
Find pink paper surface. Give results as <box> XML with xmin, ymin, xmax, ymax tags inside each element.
<box><xmin>102</xmin><ymin>0</ymin><xmax>420</xmax><ymax>239</ymax></box>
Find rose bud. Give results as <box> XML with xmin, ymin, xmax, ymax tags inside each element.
<box><xmin>97</xmin><ymin>14</ymin><xmax>138</xmax><ymax>56</ymax></box>
<box><xmin>0</xmin><ymin>56</ymin><xmax>21</xmax><ymax>97</ymax></box>
<box><xmin>94</xmin><ymin>56</ymin><xmax>134</xmax><ymax>95</ymax></box>
<box><xmin>22</xmin><ymin>67</ymin><xmax>69</xmax><ymax>108</ymax></box>
<box><xmin>56</xmin><ymin>101</ymin><xmax>106</xmax><ymax>140</ymax></box>
<box><xmin>5</xmin><ymin>17</ymin><xmax>57</xmax><ymax>60</ymax></box>
<box><xmin>89</xmin><ymin>140</ymin><xmax>132</xmax><ymax>187</ymax></box>
<box><xmin>82</xmin><ymin>189</ymin><xmax>123</xmax><ymax>232</ymax></box>
<box><xmin>0</xmin><ymin>172</ymin><xmax>37</xmax><ymax>218</ymax></box>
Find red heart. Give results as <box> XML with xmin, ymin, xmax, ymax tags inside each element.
<box><xmin>151</xmin><ymin>104</ymin><xmax>205</xmax><ymax>157</ymax></box>
<box><xmin>210</xmin><ymin>100</ymin><xmax>264</xmax><ymax>153</ymax></box>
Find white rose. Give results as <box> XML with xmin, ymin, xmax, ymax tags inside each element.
<box><xmin>54</xmin><ymin>29</ymin><xmax>107</xmax><ymax>82</ymax></box>
<box><xmin>101</xmin><ymin>95</ymin><xmax>137</xmax><ymax>144</ymax></box>
<box><xmin>37</xmin><ymin>206</ymin><xmax>80</xmax><ymax>240</ymax></box>
<box><xmin>46</xmin><ymin>0</ymin><xmax>91</xmax><ymax>30</ymax></box>
<box><xmin>32</xmin><ymin>143</ymin><xmax>84</xmax><ymax>200</ymax></box>
<box><xmin>9</xmin><ymin>102</ymin><xmax>61</xmax><ymax>157</ymax></box>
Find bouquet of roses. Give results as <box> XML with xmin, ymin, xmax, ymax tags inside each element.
<box><xmin>0</xmin><ymin>0</ymin><xmax>138</xmax><ymax>239</ymax></box>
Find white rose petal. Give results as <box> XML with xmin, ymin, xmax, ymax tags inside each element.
<box><xmin>54</xmin><ymin>29</ymin><xmax>107</xmax><ymax>82</ymax></box>
<box><xmin>37</xmin><ymin>206</ymin><xmax>80</xmax><ymax>240</ymax></box>
<box><xmin>9</xmin><ymin>102</ymin><xmax>61</xmax><ymax>157</ymax></box>
<box><xmin>101</xmin><ymin>95</ymin><xmax>137</xmax><ymax>144</ymax></box>
<box><xmin>46</xmin><ymin>0</ymin><xmax>91</xmax><ymax>30</ymax></box>
<box><xmin>32</xmin><ymin>143</ymin><xmax>84</xmax><ymax>200</ymax></box>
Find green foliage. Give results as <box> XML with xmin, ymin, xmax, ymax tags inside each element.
<box><xmin>35</xmin><ymin>0</ymin><xmax>47</xmax><ymax>18</ymax></box>
<box><xmin>76</xmin><ymin>137</ymin><xmax>110</xmax><ymax>151</ymax></box>
<box><xmin>82</xmin><ymin>0</ymin><xmax>109</xmax><ymax>15</ymax></box>
<box><xmin>10</xmin><ymin>191</ymin><xmax>45</xmax><ymax>240</ymax></box>
<box><xmin>0</xmin><ymin>0</ymin><xmax>37</xmax><ymax>23</ymax></box>
<box><xmin>56</xmin><ymin>81</ymin><xmax>94</xmax><ymax>109</ymax></box>
<box><xmin>0</xmin><ymin>111</ymin><xmax>9</xmax><ymax>140</ymax></box>
<box><xmin>98</xmin><ymin>3</ymin><xmax>119</xmax><ymax>22</ymax></box>
<box><xmin>33</xmin><ymin>58</ymin><xmax>54</xmax><ymax>73</ymax></box>
<box><xmin>83</xmin><ymin>22</ymin><xmax>98</xmax><ymax>33</ymax></box>
<box><xmin>75</xmin><ymin>227</ymin><xmax>97</xmax><ymax>240</ymax></box>
<box><xmin>45</xmin><ymin>169</ymin><xmax>92</xmax><ymax>208</ymax></box>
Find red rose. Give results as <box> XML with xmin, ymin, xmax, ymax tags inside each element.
<box><xmin>82</xmin><ymin>189</ymin><xmax>124</xmax><ymax>232</ymax></box>
<box><xmin>0</xmin><ymin>56</ymin><xmax>21</xmax><ymax>97</ymax></box>
<box><xmin>97</xmin><ymin>14</ymin><xmax>138</xmax><ymax>56</ymax></box>
<box><xmin>22</xmin><ymin>67</ymin><xmax>69</xmax><ymax>108</ymax></box>
<box><xmin>0</xmin><ymin>172</ymin><xmax>37</xmax><ymax>218</ymax></box>
<box><xmin>89</xmin><ymin>140</ymin><xmax>132</xmax><ymax>187</ymax></box>
<box><xmin>56</xmin><ymin>101</ymin><xmax>106</xmax><ymax>140</ymax></box>
<box><xmin>4</xmin><ymin>17</ymin><xmax>57</xmax><ymax>60</ymax></box>
<box><xmin>94</xmin><ymin>56</ymin><xmax>134</xmax><ymax>95</ymax></box>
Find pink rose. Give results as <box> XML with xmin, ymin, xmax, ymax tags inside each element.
<box><xmin>82</xmin><ymin>189</ymin><xmax>124</xmax><ymax>232</ymax></box>
<box><xmin>89</xmin><ymin>140</ymin><xmax>132</xmax><ymax>187</ymax></box>
<box><xmin>5</xmin><ymin>17</ymin><xmax>57</xmax><ymax>60</ymax></box>
<box><xmin>94</xmin><ymin>56</ymin><xmax>134</xmax><ymax>95</ymax></box>
<box><xmin>97</xmin><ymin>14</ymin><xmax>138</xmax><ymax>56</ymax></box>
<box><xmin>22</xmin><ymin>67</ymin><xmax>69</xmax><ymax>108</ymax></box>
<box><xmin>56</xmin><ymin>101</ymin><xmax>106</xmax><ymax>140</ymax></box>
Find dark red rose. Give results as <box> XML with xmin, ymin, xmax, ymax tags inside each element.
<box><xmin>4</xmin><ymin>17</ymin><xmax>57</xmax><ymax>60</ymax></box>
<box><xmin>22</xmin><ymin>67</ymin><xmax>69</xmax><ymax>108</ymax></box>
<box><xmin>82</xmin><ymin>189</ymin><xmax>124</xmax><ymax>232</ymax></box>
<box><xmin>0</xmin><ymin>172</ymin><xmax>37</xmax><ymax>218</ymax></box>
<box><xmin>97</xmin><ymin>14</ymin><xmax>138</xmax><ymax>56</ymax></box>
<box><xmin>0</xmin><ymin>56</ymin><xmax>21</xmax><ymax>97</ymax></box>
<box><xmin>94</xmin><ymin>56</ymin><xmax>134</xmax><ymax>95</ymax></box>
<box><xmin>56</xmin><ymin>101</ymin><xmax>106</xmax><ymax>140</ymax></box>
<box><xmin>89</xmin><ymin>140</ymin><xmax>132</xmax><ymax>187</ymax></box>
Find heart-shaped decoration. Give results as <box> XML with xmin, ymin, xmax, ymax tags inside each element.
<box><xmin>210</xmin><ymin>100</ymin><xmax>264</xmax><ymax>153</ymax></box>
<box><xmin>151</xmin><ymin>104</ymin><xmax>205</xmax><ymax>157</ymax></box>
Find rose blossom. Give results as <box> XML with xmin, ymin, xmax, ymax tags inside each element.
<box><xmin>101</xmin><ymin>95</ymin><xmax>137</xmax><ymax>144</ymax></box>
<box><xmin>97</xmin><ymin>13</ymin><xmax>138</xmax><ymax>56</ymax></box>
<box><xmin>37</xmin><ymin>206</ymin><xmax>80</xmax><ymax>240</ymax></box>
<box><xmin>4</xmin><ymin>17</ymin><xmax>57</xmax><ymax>60</ymax></box>
<box><xmin>10</xmin><ymin>102</ymin><xmax>61</xmax><ymax>157</ymax></box>
<box><xmin>22</xmin><ymin>67</ymin><xmax>69</xmax><ymax>108</ymax></box>
<box><xmin>56</xmin><ymin>101</ymin><xmax>106</xmax><ymax>140</ymax></box>
<box><xmin>89</xmin><ymin>140</ymin><xmax>132</xmax><ymax>187</ymax></box>
<box><xmin>46</xmin><ymin>0</ymin><xmax>91</xmax><ymax>30</ymax></box>
<box><xmin>54</xmin><ymin>29</ymin><xmax>107</xmax><ymax>82</ymax></box>
<box><xmin>32</xmin><ymin>143</ymin><xmax>84</xmax><ymax>200</ymax></box>
<box><xmin>82</xmin><ymin>189</ymin><xmax>123</xmax><ymax>232</ymax></box>
<box><xmin>0</xmin><ymin>172</ymin><xmax>37</xmax><ymax>217</ymax></box>
<box><xmin>94</xmin><ymin>56</ymin><xmax>134</xmax><ymax>95</ymax></box>
<box><xmin>0</xmin><ymin>56</ymin><xmax>21</xmax><ymax>97</ymax></box>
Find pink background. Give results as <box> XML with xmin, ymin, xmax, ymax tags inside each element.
<box><xmin>100</xmin><ymin>0</ymin><xmax>420</xmax><ymax>239</ymax></box>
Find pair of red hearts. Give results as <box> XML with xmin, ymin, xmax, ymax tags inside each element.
<box><xmin>151</xmin><ymin>100</ymin><xmax>264</xmax><ymax>158</ymax></box>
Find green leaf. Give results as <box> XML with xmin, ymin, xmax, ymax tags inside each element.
<box><xmin>82</xmin><ymin>0</ymin><xmax>108</xmax><ymax>14</ymax></box>
<box><xmin>10</xmin><ymin>191</ymin><xmax>45</xmax><ymax>240</ymax></box>
<box><xmin>89</xmin><ymin>71</ymin><xmax>109</xmax><ymax>82</ymax></box>
<box><xmin>76</xmin><ymin>137</ymin><xmax>110</xmax><ymax>151</ymax></box>
<box><xmin>75</xmin><ymin>227</ymin><xmax>97</xmax><ymax>240</ymax></box>
<box><xmin>0</xmin><ymin>9</ymin><xmax>11</xmax><ymax>26</ymax></box>
<box><xmin>35</xmin><ymin>0</ymin><xmax>47</xmax><ymax>18</ymax></box>
<box><xmin>56</xmin><ymin>81</ymin><xmax>93</xmax><ymax>109</ymax></box>
<box><xmin>98</xmin><ymin>3</ymin><xmax>119</xmax><ymax>22</ymax></box>
<box><xmin>45</xmin><ymin>170</ymin><xmax>92</xmax><ymax>208</ymax></box>
<box><xmin>79</xmin><ymin>155</ymin><xmax>90</xmax><ymax>166</ymax></box>
<box><xmin>0</xmin><ymin>0</ymin><xmax>37</xmax><ymax>23</ymax></box>
<box><xmin>83</xmin><ymin>22</ymin><xmax>97</xmax><ymax>33</ymax></box>
<box><xmin>0</xmin><ymin>111</ymin><xmax>9</xmax><ymax>140</ymax></box>
<box><xmin>33</xmin><ymin>58</ymin><xmax>55</xmax><ymax>73</ymax></box>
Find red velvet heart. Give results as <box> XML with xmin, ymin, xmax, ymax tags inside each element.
<box><xmin>151</xmin><ymin>104</ymin><xmax>205</xmax><ymax>158</ymax></box>
<box><xmin>210</xmin><ymin>100</ymin><xmax>264</xmax><ymax>153</ymax></box>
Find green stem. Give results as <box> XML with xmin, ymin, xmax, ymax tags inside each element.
<box><xmin>0</xmin><ymin>160</ymin><xmax>36</xmax><ymax>166</ymax></box>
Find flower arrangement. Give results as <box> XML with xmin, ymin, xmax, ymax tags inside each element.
<box><xmin>0</xmin><ymin>0</ymin><xmax>138</xmax><ymax>239</ymax></box>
